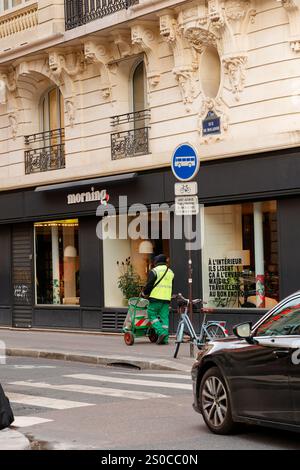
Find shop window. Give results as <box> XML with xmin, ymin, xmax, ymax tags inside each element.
<box><xmin>34</xmin><ymin>219</ymin><xmax>80</xmax><ymax>306</ymax></box>
<box><xmin>102</xmin><ymin>213</ymin><xmax>170</xmax><ymax>307</ymax></box>
<box><xmin>202</xmin><ymin>201</ymin><xmax>279</xmax><ymax>309</ymax></box>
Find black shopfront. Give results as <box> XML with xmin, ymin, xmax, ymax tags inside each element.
<box><xmin>0</xmin><ymin>147</ymin><xmax>300</xmax><ymax>333</ymax></box>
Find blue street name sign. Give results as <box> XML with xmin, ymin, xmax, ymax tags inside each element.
<box><xmin>202</xmin><ymin>111</ymin><xmax>221</xmax><ymax>136</ymax></box>
<box><xmin>171</xmin><ymin>143</ymin><xmax>199</xmax><ymax>182</ymax></box>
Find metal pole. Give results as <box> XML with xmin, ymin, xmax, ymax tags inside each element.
<box><xmin>187</xmin><ymin>215</ymin><xmax>194</xmax><ymax>358</ymax></box>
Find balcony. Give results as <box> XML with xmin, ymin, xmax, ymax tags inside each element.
<box><xmin>65</xmin><ymin>0</ymin><xmax>139</xmax><ymax>30</ymax></box>
<box><xmin>110</xmin><ymin>110</ymin><xmax>150</xmax><ymax>160</ymax></box>
<box><xmin>24</xmin><ymin>129</ymin><xmax>65</xmax><ymax>175</ymax></box>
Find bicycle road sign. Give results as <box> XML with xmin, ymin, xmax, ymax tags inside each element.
<box><xmin>174</xmin><ymin>182</ymin><xmax>198</xmax><ymax>196</ymax></box>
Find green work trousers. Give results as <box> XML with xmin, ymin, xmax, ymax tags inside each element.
<box><xmin>147</xmin><ymin>300</ymin><xmax>169</xmax><ymax>344</ymax></box>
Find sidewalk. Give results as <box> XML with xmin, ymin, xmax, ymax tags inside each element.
<box><xmin>0</xmin><ymin>328</ymin><xmax>196</xmax><ymax>372</ymax></box>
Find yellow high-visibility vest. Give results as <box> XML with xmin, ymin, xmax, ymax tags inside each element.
<box><xmin>150</xmin><ymin>265</ymin><xmax>174</xmax><ymax>301</ymax></box>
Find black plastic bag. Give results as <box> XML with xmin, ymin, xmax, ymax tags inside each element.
<box><xmin>0</xmin><ymin>383</ymin><xmax>14</xmax><ymax>430</ymax></box>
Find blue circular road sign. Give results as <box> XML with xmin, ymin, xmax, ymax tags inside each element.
<box><xmin>171</xmin><ymin>143</ymin><xmax>199</xmax><ymax>181</ymax></box>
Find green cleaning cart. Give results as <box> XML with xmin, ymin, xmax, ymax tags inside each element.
<box><xmin>123</xmin><ymin>297</ymin><xmax>158</xmax><ymax>346</ymax></box>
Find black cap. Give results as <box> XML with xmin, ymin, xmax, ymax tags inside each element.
<box><xmin>154</xmin><ymin>254</ymin><xmax>167</xmax><ymax>265</ymax></box>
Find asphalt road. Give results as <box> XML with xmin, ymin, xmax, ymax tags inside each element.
<box><xmin>1</xmin><ymin>357</ymin><xmax>300</xmax><ymax>450</ymax></box>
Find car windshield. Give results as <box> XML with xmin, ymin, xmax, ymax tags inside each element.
<box><xmin>255</xmin><ymin>297</ymin><xmax>300</xmax><ymax>337</ymax></box>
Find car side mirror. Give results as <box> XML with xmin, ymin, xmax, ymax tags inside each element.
<box><xmin>233</xmin><ymin>322</ymin><xmax>255</xmax><ymax>343</ymax></box>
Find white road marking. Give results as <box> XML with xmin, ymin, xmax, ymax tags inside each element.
<box><xmin>13</xmin><ymin>416</ymin><xmax>53</xmax><ymax>428</ymax></box>
<box><xmin>64</xmin><ymin>374</ymin><xmax>193</xmax><ymax>390</ymax></box>
<box><xmin>12</xmin><ymin>365</ymin><xmax>57</xmax><ymax>370</ymax></box>
<box><xmin>112</xmin><ymin>372</ymin><xmax>191</xmax><ymax>380</ymax></box>
<box><xmin>8</xmin><ymin>392</ymin><xmax>94</xmax><ymax>410</ymax></box>
<box><xmin>9</xmin><ymin>381</ymin><xmax>169</xmax><ymax>400</ymax></box>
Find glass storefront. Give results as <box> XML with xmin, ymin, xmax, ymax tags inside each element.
<box><xmin>102</xmin><ymin>213</ymin><xmax>170</xmax><ymax>307</ymax></box>
<box><xmin>34</xmin><ymin>219</ymin><xmax>80</xmax><ymax>305</ymax></box>
<box><xmin>202</xmin><ymin>201</ymin><xmax>279</xmax><ymax>309</ymax></box>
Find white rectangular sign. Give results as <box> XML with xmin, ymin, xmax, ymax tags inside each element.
<box><xmin>175</xmin><ymin>195</ymin><xmax>199</xmax><ymax>216</ymax></box>
<box><xmin>174</xmin><ymin>182</ymin><xmax>198</xmax><ymax>196</ymax></box>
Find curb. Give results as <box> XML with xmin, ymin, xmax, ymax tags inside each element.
<box><xmin>6</xmin><ymin>348</ymin><xmax>192</xmax><ymax>372</ymax></box>
<box><xmin>0</xmin><ymin>428</ymin><xmax>30</xmax><ymax>450</ymax></box>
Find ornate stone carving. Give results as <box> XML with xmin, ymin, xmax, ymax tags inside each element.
<box><xmin>198</xmin><ymin>97</ymin><xmax>229</xmax><ymax>144</ymax></box>
<box><xmin>112</xmin><ymin>31</ymin><xmax>134</xmax><ymax>58</ymax></box>
<box><xmin>84</xmin><ymin>40</ymin><xmax>117</xmax><ymax>101</ymax></box>
<box><xmin>280</xmin><ymin>0</ymin><xmax>300</xmax><ymax>51</ymax></box>
<box><xmin>48</xmin><ymin>51</ymin><xmax>85</xmax><ymax>87</ymax></box>
<box><xmin>223</xmin><ymin>55</ymin><xmax>248</xmax><ymax>101</ymax></box>
<box><xmin>65</xmin><ymin>99</ymin><xmax>75</xmax><ymax>127</ymax></box>
<box><xmin>159</xmin><ymin>13</ymin><xmax>200</xmax><ymax>111</ymax></box>
<box><xmin>131</xmin><ymin>24</ymin><xmax>161</xmax><ymax>89</ymax></box>
<box><xmin>8</xmin><ymin>113</ymin><xmax>18</xmax><ymax>140</ymax></box>
<box><xmin>178</xmin><ymin>0</ymin><xmax>255</xmax><ymax>100</ymax></box>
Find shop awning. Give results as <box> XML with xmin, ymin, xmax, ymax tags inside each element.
<box><xmin>34</xmin><ymin>173</ymin><xmax>138</xmax><ymax>192</ymax></box>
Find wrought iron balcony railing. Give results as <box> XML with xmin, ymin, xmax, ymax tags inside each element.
<box><xmin>111</xmin><ymin>110</ymin><xmax>150</xmax><ymax>160</ymax></box>
<box><xmin>65</xmin><ymin>0</ymin><xmax>139</xmax><ymax>30</ymax></box>
<box><xmin>24</xmin><ymin>128</ymin><xmax>65</xmax><ymax>174</ymax></box>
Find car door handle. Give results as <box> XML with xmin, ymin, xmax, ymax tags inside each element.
<box><xmin>273</xmin><ymin>350</ymin><xmax>290</xmax><ymax>359</ymax></box>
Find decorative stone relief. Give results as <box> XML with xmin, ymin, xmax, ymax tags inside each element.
<box><xmin>280</xmin><ymin>0</ymin><xmax>300</xmax><ymax>51</ymax></box>
<box><xmin>0</xmin><ymin>67</ymin><xmax>19</xmax><ymax>138</ymax></box>
<box><xmin>159</xmin><ymin>13</ymin><xmax>200</xmax><ymax>111</ymax></box>
<box><xmin>131</xmin><ymin>23</ymin><xmax>161</xmax><ymax>90</ymax></box>
<box><xmin>48</xmin><ymin>51</ymin><xmax>85</xmax><ymax>88</ymax></box>
<box><xmin>84</xmin><ymin>40</ymin><xmax>117</xmax><ymax>101</ymax></box>
<box><xmin>8</xmin><ymin>113</ymin><xmax>18</xmax><ymax>140</ymax></box>
<box><xmin>223</xmin><ymin>55</ymin><xmax>248</xmax><ymax>100</ymax></box>
<box><xmin>65</xmin><ymin>99</ymin><xmax>75</xmax><ymax>128</ymax></box>
<box><xmin>198</xmin><ymin>97</ymin><xmax>229</xmax><ymax>144</ymax></box>
<box><xmin>178</xmin><ymin>0</ymin><xmax>256</xmax><ymax>101</ymax></box>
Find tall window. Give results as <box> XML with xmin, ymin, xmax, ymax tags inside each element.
<box><xmin>202</xmin><ymin>201</ymin><xmax>279</xmax><ymax>309</ymax></box>
<box><xmin>34</xmin><ymin>220</ymin><xmax>80</xmax><ymax>306</ymax></box>
<box><xmin>41</xmin><ymin>87</ymin><xmax>64</xmax><ymax>133</ymax></box>
<box><xmin>132</xmin><ymin>61</ymin><xmax>146</xmax><ymax>128</ymax></box>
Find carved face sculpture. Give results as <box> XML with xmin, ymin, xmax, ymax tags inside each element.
<box><xmin>84</xmin><ymin>43</ymin><xmax>97</xmax><ymax>63</ymax></box>
<box><xmin>49</xmin><ymin>52</ymin><xmax>62</xmax><ymax>73</ymax></box>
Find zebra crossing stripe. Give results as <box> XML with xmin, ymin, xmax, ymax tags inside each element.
<box><xmin>64</xmin><ymin>374</ymin><xmax>193</xmax><ymax>390</ymax></box>
<box><xmin>9</xmin><ymin>381</ymin><xmax>169</xmax><ymax>400</ymax></box>
<box><xmin>8</xmin><ymin>392</ymin><xmax>94</xmax><ymax>410</ymax></box>
<box><xmin>112</xmin><ymin>372</ymin><xmax>191</xmax><ymax>380</ymax></box>
<box><xmin>13</xmin><ymin>416</ymin><xmax>53</xmax><ymax>428</ymax></box>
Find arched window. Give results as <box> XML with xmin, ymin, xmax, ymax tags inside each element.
<box><xmin>132</xmin><ymin>61</ymin><xmax>146</xmax><ymax>114</ymax></box>
<box><xmin>41</xmin><ymin>87</ymin><xmax>64</xmax><ymax>133</ymax></box>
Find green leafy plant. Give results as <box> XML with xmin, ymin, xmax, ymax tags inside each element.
<box><xmin>117</xmin><ymin>258</ymin><xmax>141</xmax><ymax>301</ymax></box>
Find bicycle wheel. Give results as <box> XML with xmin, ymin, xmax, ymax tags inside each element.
<box><xmin>203</xmin><ymin>323</ymin><xmax>226</xmax><ymax>343</ymax></box>
<box><xmin>174</xmin><ymin>322</ymin><xmax>184</xmax><ymax>359</ymax></box>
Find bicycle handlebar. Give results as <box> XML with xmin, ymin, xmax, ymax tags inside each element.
<box><xmin>172</xmin><ymin>293</ymin><xmax>206</xmax><ymax>305</ymax></box>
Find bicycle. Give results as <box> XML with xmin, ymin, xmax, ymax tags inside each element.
<box><xmin>173</xmin><ymin>293</ymin><xmax>228</xmax><ymax>358</ymax></box>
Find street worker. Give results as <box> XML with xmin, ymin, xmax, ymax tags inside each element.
<box><xmin>142</xmin><ymin>254</ymin><xmax>174</xmax><ymax>345</ymax></box>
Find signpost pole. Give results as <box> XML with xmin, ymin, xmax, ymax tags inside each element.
<box><xmin>171</xmin><ymin>143</ymin><xmax>199</xmax><ymax>360</ymax></box>
<box><xmin>187</xmin><ymin>215</ymin><xmax>194</xmax><ymax>358</ymax></box>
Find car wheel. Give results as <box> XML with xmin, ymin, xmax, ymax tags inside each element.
<box><xmin>199</xmin><ymin>367</ymin><xmax>236</xmax><ymax>435</ymax></box>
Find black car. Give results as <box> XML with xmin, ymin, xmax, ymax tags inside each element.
<box><xmin>191</xmin><ymin>292</ymin><xmax>300</xmax><ymax>435</ymax></box>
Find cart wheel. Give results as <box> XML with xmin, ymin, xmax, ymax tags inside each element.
<box><xmin>148</xmin><ymin>329</ymin><xmax>158</xmax><ymax>343</ymax></box>
<box><xmin>124</xmin><ymin>331</ymin><xmax>134</xmax><ymax>346</ymax></box>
